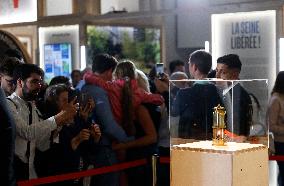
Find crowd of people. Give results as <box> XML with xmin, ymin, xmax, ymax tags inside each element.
<box><xmin>0</xmin><ymin>49</ymin><xmax>170</xmax><ymax>186</ymax></box>
<box><xmin>1</xmin><ymin>39</ymin><xmax>284</xmax><ymax>186</ymax></box>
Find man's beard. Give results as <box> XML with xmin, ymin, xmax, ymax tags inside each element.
<box><xmin>4</xmin><ymin>89</ymin><xmax>12</xmax><ymax>97</ymax></box>
<box><xmin>22</xmin><ymin>83</ymin><xmax>40</xmax><ymax>101</ymax></box>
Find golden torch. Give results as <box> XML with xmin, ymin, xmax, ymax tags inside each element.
<box><xmin>212</xmin><ymin>104</ymin><xmax>226</xmax><ymax>146</ymax></box>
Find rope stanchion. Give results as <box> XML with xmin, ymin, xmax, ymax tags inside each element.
<box><xmin>152</xmin><ymin>154</ymin><xmax>158</xmax><ymax>186</ymax></box>
<box><xmin>18</xmin><ymin>159</ymin><xmax>147</xmax><ymax>186</ymax></box>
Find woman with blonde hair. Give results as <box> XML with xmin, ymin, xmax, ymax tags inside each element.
<box><xmin>85</xmin><ymin>60</ymin><xmax>160</xmax><ymax>185</ymax></box>
<box><xmin>112</xmin><ymin>69</ymin><xmax>161</xmax><ymax>186</ymax></box>
<box><xmin>84</xmin><ymin>60</ymin><xmax>163</xmax><ymax>135</ymax></box>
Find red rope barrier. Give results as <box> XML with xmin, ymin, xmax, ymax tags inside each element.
<box><xmin>18</xmin><ymin>158</ymin><xmax>147</xmax><ymax>186</ymax></box>
<box><xmin>269</xmin><ymin>155</ymin><xmax>284</xmax><ymax>161</ymax></box>
<box><xmin>159</xmin><ymin>157</ymin><xmax>170</xmax><ymax>164</ymax></box>
<box><xmin>16</xmin><ymin>155</ymin><xmax>284</xmax><ymax>186</ymax></box>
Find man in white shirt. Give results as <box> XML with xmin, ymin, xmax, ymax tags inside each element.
<box><xmin>7</xmin><ymin>64</ymin><xmax>78</xmax><ymax>181</ymax></box>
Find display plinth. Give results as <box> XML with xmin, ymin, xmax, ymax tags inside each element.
<box><xmin>171</xmin><ymin>141</ymin><xmax>268</xmax><ymax>186</ymax></box>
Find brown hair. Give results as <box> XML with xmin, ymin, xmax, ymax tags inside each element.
<box><xmin>272</xmin><ymin>71</ymin><xmax>284</xmax><ymax>95</ymax></box>
<box><xmin>115</xmin><ymin>60</ymin><xmax>136</xmax><ymax>135</ymax></box>
<box><xmin>44</xmin><ymin>84</ymin><xmax>69</xmax><ymax>117</ymax></box>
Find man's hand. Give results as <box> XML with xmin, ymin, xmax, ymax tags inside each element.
<box><xmin>77</xmin><ymin>129</ymin><xmax>91</xmax><ymax>142</ymax></box>
<box><xmin>55</xmin><ymin>97</ymin><xmax>78</xmax><ymax>126</ymax></box>
<box><xmin>71</xmin><ymin>129</ymin><xmax>90</xmax><ymax>150</ymax></box>
<box><xmin>90</xmin><ymin>124</ymin><xmax>101</xmax><ymax>143</ymax></box>
<box><xmin>154</xmin><ymin>76</ymin><xmax>169</xmax><ymax>93</ymax></box>
<box><xmin>79</xmin><ymin>98</ymin><xmax>95</xmax><ymax>121</ymax></box>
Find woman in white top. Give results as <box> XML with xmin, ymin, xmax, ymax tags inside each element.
<box><xmin>267</xmin><ymin>71</ymin><xmax>284</xmax><ymax>185</ymax></box>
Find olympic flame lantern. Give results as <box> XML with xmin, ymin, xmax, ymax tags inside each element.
<box><xmin>212</xmin><ymin>104</ymin><xmax>226</xmax><ymax>146</ymax></box>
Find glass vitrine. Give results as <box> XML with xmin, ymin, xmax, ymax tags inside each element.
<box><xmin>169</xmin><ymin>79</ymin><xmax>268</xmax><ymax>147</ymax></box>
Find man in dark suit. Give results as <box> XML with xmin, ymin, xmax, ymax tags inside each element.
<box><xmin>216</xmin><ymin>54</ymin><xmax>252</xmax><ymax>136</ymax></box>
<box><xmin>0</xmin><ymin>87</ymin><xmax>16</xmax><ymax>186</ymax></box>
<box><xmin>172</xmin><ymin>50</ymin><xmax>222</xmax><ymax>139</ymax></box>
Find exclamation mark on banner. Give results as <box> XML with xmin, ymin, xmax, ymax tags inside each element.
<box><xmin>13</xmin><ymin>0</ymin><xmax>19</xmax><ymax>8</ymax></box>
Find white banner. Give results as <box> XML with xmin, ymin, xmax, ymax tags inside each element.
<box><xmin>212</xmin><ymin>10</ymin><xmax>276</xmax><ymax>91</ymax></box>
<box><xmin>0</xmin><ymin>0</ymin><xmax>37</xmax><ymax>24</ymax></box>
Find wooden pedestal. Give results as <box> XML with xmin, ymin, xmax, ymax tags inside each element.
<box><xmin>171</xmin><ymin>141</ymin><xmax>268</xmax><ymax>186</ymax></box>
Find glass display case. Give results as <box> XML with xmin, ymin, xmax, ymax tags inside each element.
<box><xmin>170</xmin><ymin>79</ymin><xmax>269</xmax><ymax>185</ymax></box>
<box><xmin>169</xmin><ymin>79</ymin><xmax>268</xmax><ymax>147</ymax></box>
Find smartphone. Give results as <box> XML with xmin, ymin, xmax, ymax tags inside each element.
<box><xmin>79</xmin><ymin>93</ymin><xmax>91</xmax><ymax>108</ymax></box>
<box><xmin>155</xmin><ymin>63</ymin><xmax>164</xmax><ymax>77</ymax></box>
<box><xmin>68</xmin><ymin>89</ymin><xmax>79</xmax><ymax>103</ymax></box>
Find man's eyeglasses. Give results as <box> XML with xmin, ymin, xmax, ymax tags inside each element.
<box><xmin>5</xmin><ymin>78</ymin><xmax>14</xmax><ymax>83</ymax></box>
<box><xmin>4</xmin><ymin>78</ymin><xmax>16</xmax><ymax>85</ymax></box>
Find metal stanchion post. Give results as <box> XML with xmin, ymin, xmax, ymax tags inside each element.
<box><xmin>152</xmin><ymin>154</ymin><xmax>158</xmax><ymax>186</ymax></box>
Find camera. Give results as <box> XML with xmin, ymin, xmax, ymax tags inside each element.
<box><xmin>79</xmin><ymin>93</ymin><xmax>91</xmax><ymax>108</ymax></box>
<box><xmin>68</xmin><ymin>88</ymin><xmax>79</xmax><ymax>103</ymax></box>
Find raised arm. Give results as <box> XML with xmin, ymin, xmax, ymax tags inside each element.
<box><xmin>136</xmin><ymin>87</ymin><xmax>164</xmax><ymax>105</ymax></box>
<box><xmin>8</xmin><ymin>102</ymin><xmax>56</xmax><ymax>142</ymax></box>
<box><xmin>84</xmin><ymin>72</ymin><xmax>116</xmax><ymax>93</ymax></box>
<box><xmin>7</xmin><ymin>100</ymin><xmax>77</xmax><ymax>142</ymax></box>
<box><xmin>83</xmin><ymin>85</ymin><xmax>133</xmax><ymax>142</ymax></box>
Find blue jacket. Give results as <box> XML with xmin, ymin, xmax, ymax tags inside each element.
<box><xmin>81</xmin><ymin>84</ymin><xmax>133</xmax><ymax>145</ymax></box>
<box><xmin>172</xmin><ymin>82</ymin><xmax>222</xmax><ymax>139</ymax></box>
<box><xmin>81</xmin><ymin>83</ymin><xmax>133</xmax><ymax>186</ymax></box>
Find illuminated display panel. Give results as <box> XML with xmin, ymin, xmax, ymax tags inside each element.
<box><xmin>44</xmin><ymin>43</ymin><xmax>72</xmax><ymax>83</ymax></box>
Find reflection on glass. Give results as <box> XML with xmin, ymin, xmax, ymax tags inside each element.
<box><xmin>170</xmin><ymin>79</ymin><xmax>268</xmax><ymax>147</ymax></box>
